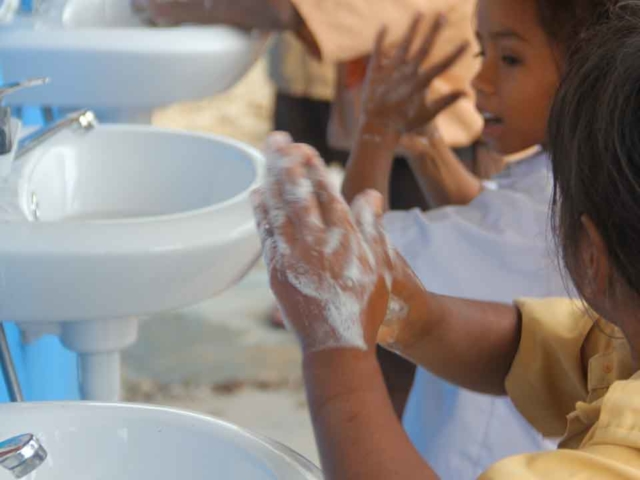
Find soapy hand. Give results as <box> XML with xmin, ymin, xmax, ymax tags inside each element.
<box><xmin>361</xmin><ymin>14</ymin><xmax>469</xmax><ymax>135</ymax></box>
<box><xmin>252</xmin><ymin>133</ymin><xmax>394</xmax><ymax>354</ymax></box>
<box><xmin>378</xmin><ymin>251</ymin><xmax>435</xmax><ymax>353</ymax></box>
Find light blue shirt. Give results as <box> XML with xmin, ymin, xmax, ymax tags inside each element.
<box><xmin>384</xmin><ymin>150</ymin><xmax>564</xmax><ymax>480</ymax></box>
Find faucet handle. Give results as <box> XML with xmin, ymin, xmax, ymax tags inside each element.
<box><xmin>0</xmin><ymin>434</ymin><xmax>48</xmax><ymax>478</ymax></box>
<box><xmin>0</xmin><ymin>77</ymin><xmax>50</xmax><ymax>103</ymax></box>
<box><xmin>0</xmin><ymin>78</ymin><xmax>50</xmax><ymax>157</ymax></box>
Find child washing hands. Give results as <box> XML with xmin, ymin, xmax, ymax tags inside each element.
<box><xmin>253</xmin><ymin>134</ymin><xmax>394</xmax><ymax>353</ymax></box>
<box><xmin>342</xmin><ymin>15</ymin><xmax>478</xmax><ymax>211</ymax></box>
<box><xmin>252</xmin><ymin>6</ymin><xmax>640</xmax><ymax>477</ymax></box>
<box><xmin>342</xmin><ymin>1</ymin><xmax>621</xmax><ymax>477</ymax></box>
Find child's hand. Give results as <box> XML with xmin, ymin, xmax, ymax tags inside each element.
<box><xmin>131</xmin><ymin>0</ymin><xmax>227</xmax><ymax>26</ymax></box>
<box><xmin>361</xmin><ymin>14</ymin><xmax>469</xmax><ymax>135</ymax></box>
<box><xmin>398</xmin><ymin>124</ymin><xmax>442</xmax><ymax>157</ymax></box>
<box><xmin>378</xmin><ymin>252</ymin><xmax>434</xmax><ymax>352</ymax></box>
<box><xmin>252</xmin><ymin>133</ymin><xmax>394</xmax><ymax>355</ymax></box>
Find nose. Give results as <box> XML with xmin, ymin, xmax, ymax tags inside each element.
<box><xmin>472</xmin><ymin>58</ymin><xmax>497</xmax><ymax>97</ymax></box>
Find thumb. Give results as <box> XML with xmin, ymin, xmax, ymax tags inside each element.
<box><xmin>351</xmin><ymin>190</ymin><xmax>393</xmax><ymax>287</ymax></box>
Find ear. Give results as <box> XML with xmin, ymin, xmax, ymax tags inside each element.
<box><xmin>579</xmin><ymin>215</ymin><xmax>610</xmax><ymax>298</ymax></box>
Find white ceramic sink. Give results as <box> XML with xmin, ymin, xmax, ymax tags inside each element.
<box><xmin>1</xmin><ymin>124</ymin><xmax>264</xmax><ymax>400</ymax></box>
<box><xmin>0</xmin><ymin>402</ymin><xmax>322</xmax><ymax>479</ymax></box>
<box><xmin>0</xmin><ymin>6</ymin><xmax>269</xmax><ymax>120</ymax></box>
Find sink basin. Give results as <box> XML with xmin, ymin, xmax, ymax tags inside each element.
<box><xmin>1</xmin><ymin>124</ymin><xmax>264</xmax><ymax>400</ymax></box>
<box><xmin>0</xmin><ymin>13</ymin><xmax>269</xmax><ymax>118</ymax></box>
<box><xmin>10</xmin><ymin>124</ymin><xmax>263</xmax><ymax>322</ymax></box>
<box><xmin>0</xmin><ymin>402</ymin><xmax>322</xmax><ymax>479</ymax></box>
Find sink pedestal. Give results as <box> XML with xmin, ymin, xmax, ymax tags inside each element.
<box><xmin>4</xmin><ymin>124</ymin><xmax>264</xmax><ymax>404</ymax></box>
<box><xmin>60</xmin><ymin>318</ymin><xmax>138</xmax><ymax>401</ymax></box>
<box><xmin>77</xmin><ymin>352</ymin><xmax>121</xmax><ymax>401</ymax></box>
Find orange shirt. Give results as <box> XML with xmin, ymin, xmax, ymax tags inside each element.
<box><xmin>291</xmin><ymin>0</ymin><xmax>482</xmax><ymax>148</ymax></box>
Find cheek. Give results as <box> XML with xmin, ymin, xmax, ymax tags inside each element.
<box><xmin>501</xmin><ymin>80</ymin><xmax>554</xmax><ymax>150</ymax></box>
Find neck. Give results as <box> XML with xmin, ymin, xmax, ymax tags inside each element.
<box><xmin>502</xmin><ymin>145</ymin><xmax>542</xmax><ymax>164</ymax></box>
<box><xmin>604</xmin><ymin>301</ymin><xmax>640</xmax><ymax>369</ymax></box>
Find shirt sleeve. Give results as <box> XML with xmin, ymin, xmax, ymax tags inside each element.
<box><xmin>479</xmin><ymin>449</ymin><xmax>640</xmax><ymax>480</ymax></box>
<box><xmin>291</xmin><ymin>0</ymin><xmax>482</xmax><ymax>147</ymax></box>
<box><xmin>290</xmin><ymin>0</ymin><xmax>476</xmax><ymax>62</ymax></box>
<box><xmin>505</xmin><ymin>299</ymin><xmax>594</xmax><ymax>438</ymax></box>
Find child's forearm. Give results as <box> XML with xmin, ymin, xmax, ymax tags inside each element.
<box><xmin>214</xmin><ymin>0</ymin><xmax>301</xmax><ymax>30</ymax></box>
<box><xmin>405</xmin><ymin>131</ymin><xmax>482</xmax><ymax>207</ymax></box>
<box><xmin>304</xmin><ymin>349</ymin><xmax>438</xmax><ymax>480</ymax></box>
<box><xmin>381</xmin><ymin>290</ymin><xmax>522</xmax><ymax>396</ymax></box>
<box><xmin>342</xmin><ymin>123</ymin><xmax>401</xmax><ymax>210</ymax></box>
<box><xmin>142</xmin><ymin>0</ymin><xmax>302</xmax><ymax>31</ymax></box>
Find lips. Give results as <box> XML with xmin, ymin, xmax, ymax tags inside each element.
<box><xmin>481</xmin><ymin>111</ymin><xmax>503</xmax><ymax>125</ymax></box>
<box><xmin>479</xmin><ymin>110</ymin><xmax>504</xmax><ymax>145</ymax></box>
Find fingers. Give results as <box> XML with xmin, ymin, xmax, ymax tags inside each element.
<box><xmin>304</xmin><ymin>153</ymin><xmax>354</xmax><ymax>231</ymax></box>
<box><xmin>251</xmin><ymin>188</ymin><xmax>279</xmax><ymax>269</ymax></box>
<box><xmin>371</xmin><ymin>26</ymin><xmax>389</xmax><ymax>68</ymax></box>
<box><xmin>264</xmin><ymin>146</ymin><xmax>299</xmax><ymax>249</ymax></box>
<box><xmin>351</xmin><ymin>190</ymin><xmax>383</xmax><ymax>241</ymax></box>
<box><xmin>279</xmin><ymin>145</ymin><xmax>324</xmax><ymax>233</ymax></box>
<box><xmin>263</xmin><ymin>137</ymin><xmax>329</xmax><ymax>253</ymax></box>
<box><xmin>352</xmin><ymin>190</ymin><xmax>393</xmax><ymax>285</ymax></box>
<box><xmin>265</xmin><ymin>131</ymin><xmax>294</xmax><ymax>154</ymax></box>
<box><xmin>413</xmin><ymin>42</ymin><xmax>469</xmax><ymax>95</ymax></box>
<box><xmin>410</xmin><ymin>14</ymin><xmax>446</xmax><ymax>67</ymax></box>
<box><xmin>408</xmin><ymin>91</ymin><xmax>464</xmax><ymax>131</ymax></box>
<box><xmin>391</xmin><ymin>14</ymin><xmax>423</xmax><ymax>66</ymax></box>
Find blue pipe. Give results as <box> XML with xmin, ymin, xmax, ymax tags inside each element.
<box><xmin>0</xmin><ymin>18</ymin><xmax>80</xmax><ymax>400</ymax></box>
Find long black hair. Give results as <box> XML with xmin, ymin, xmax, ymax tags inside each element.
<box><xmin>549</xmin><ymin>3</ymin><xmax>640</xmax><ymax>296</ymax></box>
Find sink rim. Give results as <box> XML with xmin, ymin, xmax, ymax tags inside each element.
<box><xmin>0</xmin><ymin>16</ymin><xmax>272</xmax><ymax>108</ymax></box>
<box><xmin>1</xmin><ymin>16</ymin><xmax>268</xmax><ymax>52</ymax></box>
<box><xmin>0</xmin><ymin>401</ymin><xmax>322</xmax><ymax>478</ymax></box>
<box><xmin>0</xmin><ymin>124</ymin><xmax>264</xmax><ymax>256</ymax></box>
<box><xmin>17</xmin><ymin>124</ymin><xmax>265</xmax><ymax>225</ymax></box>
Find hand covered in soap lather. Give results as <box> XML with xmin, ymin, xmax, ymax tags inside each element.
<box><xmin>360</xmin><ymin>14</ymin><xmax>469</xmax><ymax>135</ymax></box>
<box><xmin>252</xmin><ymin>133</ymin><xmax>394</xmax><ymax>354</ymax></box>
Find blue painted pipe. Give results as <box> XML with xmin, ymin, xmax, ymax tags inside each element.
<box><xmin>0</xmin><ymin>30</ymin><xmax>80</xmax><ymax>400</ymax></box>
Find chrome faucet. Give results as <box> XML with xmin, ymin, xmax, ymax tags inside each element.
<box><xmin>16</xmin><ymin>109</ymin><xmax>98</xmax><ymax>161</ymax></box>
<box><xmin>0</xmin><ymin>78</ymin><xmax>50</xmax><ymax>156</ymax></box>
<box><xmin>0</xmin><ymin>434</ymin><xmax>47</xmax><ymax>478</ymax></box>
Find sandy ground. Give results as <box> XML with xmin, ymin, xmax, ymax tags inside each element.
<box><xmin>151</xmin><ymin>58</ymin><xmax>276</xmax><ymax>148</ymax></box>
<box><xmin>122</xmin><ymin>60</ymin><xmax>321</xmax><ymax>465</ymax></box>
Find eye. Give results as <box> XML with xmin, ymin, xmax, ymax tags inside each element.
<box><xmin>474</xmin><ymin>49</ymin><xmax>485</xmax><ymax>59</ymax></box>
<box><xmin>501</xmin><ymin>54</ymin><xmax>522</xmax><ymax>66</ymax></box>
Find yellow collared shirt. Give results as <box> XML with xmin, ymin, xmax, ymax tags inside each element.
<box><xmin>481</xmin><ymin>298</ymin><xmax>640</xmax><ymax>479</ymax></box>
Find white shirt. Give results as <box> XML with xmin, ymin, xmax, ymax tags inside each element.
<box><xmin>384</xmin><ymin>150</ymin><xmax>565</xmax><ymax>480</ymax></box>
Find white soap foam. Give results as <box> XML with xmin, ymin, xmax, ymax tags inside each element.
<box><xmin>384</xmin><ymin>294</ymin><xmax>409</xmax><ymax>326</ymax></box>
<box><xmin>324</xmin><ymin>228</ymin><xmax>344</xmax><ymax>256</ymax></box>
<box><xmin>257</xmin><ymin>143</ymin><xmax>394</xmax><ymax>353</ymax></box>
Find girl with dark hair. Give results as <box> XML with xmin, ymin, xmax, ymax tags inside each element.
<box><xmin>252</xmin><ymin>3</ymin><xmax>640</xmax><ymax>477</ymax></box>
<box><xmin>335</xmin><ymin>0</ymin><xmax>614</xmax><ymax>477</ymax></box>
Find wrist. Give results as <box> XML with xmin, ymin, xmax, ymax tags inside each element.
<box><xmin>303</xmin><ymin>348</ymin><xmax>380</xmax><ymax>412</ymax></box>
<box><xmin>358</xmin><ymin>120</ymin><xmax>402</xmax><ymax>147</ymax></box>
<box><xmin>380</xmin><ymin>287</ymin><xmax>444</xmax><ymax>355</ymax></box>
